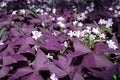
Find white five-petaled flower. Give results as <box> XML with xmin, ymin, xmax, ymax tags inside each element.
<box><xmin>73</xmin><ymin>20</ymin><xmax>78</xmax><ymax>26</ymax></box>
<box><xmin>98</xmin><ymin>19</ymin><xmax>106</xmax><ymax>25</ymax></box>
<box><xmin>68</xmin><ymin>30</ymin><xmax>75</xmax><ymax>37</ymax></box>
<box><xmin>12</xmin><ymin>10</ymin><xmax>17</xmax><ymax>15</ymax></box>
<box><xmin>99</xmin><ymin>33</ymin><xmax>106</xmax><ymax>39</ymax></box>
<box><xmin>74</xmin><ymin>30</ymin><xmax>81</xmax><ymax>38</ymax></box>
<box><xmin>0</xmin><ymin>40</ymin><xmax>4</xmax><ymax>46</ymax></box>
<box><xmin>50</xmin><ymin>73</ymin><xmax>58</xmax><ymax>80</ymax></box>
<box><xmin>52</xmin><ymin>8</ymin><xmax>56</xmax><ymax>14</ymax></box>
<box><xmin>57</xmin><ymin>21</ymin><xmax>65</xmax><ymax>28</ymax></box>
<box><xmin>57</xmin><ymin>17</ymin><xmax>65</xmax><ymax>21</ymax></box>
<box><xmin>32</xmin><ymin>31</ymin><xmax>42</xmax><ymax>40</ymax></box>
<box><xmin>78</xmin><ymin>22</ymin><xmax>83</xmax><ymax>27</ymax></box>
<box><xmin>84</xmin><ymin>27</ymin><xmax>91</xmax><ymax>34</ymax></box>
<box><xmin>89</xmin><ymin>34</ymin><xmax>96</xmax><ymax>40</ymax></box>
<box><xmin>106</xmin><ymin>18</ymin><xmax>113</xmax><ymax>28</ymax></box>
<box><xmin>92</xmin><ymin>27</ymin><xmax>100</xmax><ymax>35</ymax></box>
<box><xmin>47</xmin><ymin>53</ymin><xmax>53</xmax><ymax>60</ymax></box>
<box><xmin>64</xmin><ymin>41</ymin><xmax>68</xmax><ymax>47</ymax></box>
<box><xmin>20</xmin><ymin>9</ymin><xmax>26</xmax><ymax>14</ymax></box>
<box><xmin>106</xmin><ymin>40</ymin><xmax>118</xmax><ymax>50</ymax></box>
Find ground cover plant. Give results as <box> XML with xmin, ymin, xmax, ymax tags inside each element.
<box><xmin>0</xmin><ymin>0</ymin><xmax>120</xmax><ymax>80</ymax></box>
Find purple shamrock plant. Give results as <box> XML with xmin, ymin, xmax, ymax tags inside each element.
<box><xmin>0</xmin><ymin>0</ymin><xmax>120</xmax><ymax>80</ymax></box>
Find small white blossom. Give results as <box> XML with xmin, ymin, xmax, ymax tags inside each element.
<box><xmin>98</xmin><ymin>19</ymin><xmax>106</xmax><ymax>25</ymax></box>
<box><xmin>106</xmin><ymin>40</ymin><xmax>118</xmax><ymax>50</ymax></box>
<box><xmin>0</xmin><ymin>2</ymin><xmax>6</xmax><ymax>7</ymax></box>
<box><xmin>57</xmin><ymin>17</ymin><xmax>65</xmax><ymax>21</ymax></box>
<box><xmin>89</xmin><ymin>34</ymin><xmax>96</xmax><ymax>40</ymax></box>
<box><xmin>72</xmin><ymin>20</ymin><xmax>78</xmax><ymax>26</ymax></box>
<box><xmin>0</xmin><ymin>40</ymin><xmax>4</xmax><ymax>46</ymax></box>
<box><xmin>78</xmin><ymin>22</ymin><xmax>83</xmax><ymax>27</ymax></box>
<box><xmin>84</xmin><ymin>10</ymin><xmax>89</xmax><ymax>14</ymax></box>
<box><xmin>50</xmin><ymin>73</ymin><xmax>58</xmax><ymax>80</ymax></box>
<box><xmin>106</xmin><ymin>18</ymin><xmax>113</xmax><ymax>28</ymax></box>
<box><xmin>99</xmin><ymin>33</ymin><xmax>106</xmax><ymax>39</ymax></box>
<box><xmin>20</xmin><ymin>9</ymin><xmax>26</xmax><ymax>14</ymax></box>
<box><xmin>80</xmin><ymin>30</ymin><xmax>86</xmax><ymax>37</ymax></box>
<box><xmin>84</xmin><ymin>27</ymin><xmax>91</xmax><ymax>34</ymax></box>
<box><xmin>116</xmin><ymin>5</ymin><xmax>120</xmax><ymax>9</ymax></box>
<box><xmin>68</xmin><ymin>30</ymin><xmax>75</xmax><ymax>37</ymax></box>
<box><xmin>47</xmin><ymin>53</ymin><xmax>53</xmax><ymax>60</ymax></box>
<box><xmin>91</xmin><ymin>3</ymin><xmax>94</xmax><ymax>8</ymax></box>
<box><xmin>57</xmin><ymin>21</ymin><xmax>65</xmax><ymax>28</ymax></box>
<box><xmin>64</xmin><ymin>41</ymin><xmax>68</xmax><ymax>47</ymax></box>
<box><xmin>32</xmin><ymin>31</ymin><xmax>42</xmax><ymax>40</ymax></box>
<box><xmin>12</xmin><ymin>10</ymin><xmax>17</xmax><ymax>15</ymax></box>
<box><xmin>92</xmin><ymin>28</ymin><xmax>100</xmax><ymax>35</ymax></box>
<box><xmin>33</xmin><ymin>45</ymin><xmax>39</xmax><ymax>51</ymax></box>
<box><xmin>109</xmin><ymin>7</ymin><xmax>113</xmax><ymax>11</ymax></box>
<box><xmin>74</xmin><ymin>30</ymin><xmax>81</xmax><ymax>38</ymax></box>
<box><xmin>52</xmin><ymin>8</ymin><xmax>56</xmax><ymax>14</ymax></box>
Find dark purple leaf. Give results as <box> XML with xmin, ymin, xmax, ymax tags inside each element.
<box><xmin>46</xmin><ymin>62</ymin><xmax>67</xmax><ymax>78</ymax></box>
<box><xmin>89</xmin><ymin>65</ymin><xmax>116</xmax><ymax>80</ymax></box>
<box><xmin>3</xmin><ymin>56</ymin><xmax>17</xmax><ymax>65</ymax></box>
<box><xmin>8</xmin><ymin>67</ymin><xmax>32</xmax><ymax>80</ymax></box>
<box><xmin>21</xmin><ymin>72</ymin><xmax>44</xmax><ymax>80</ymax></box>
<box><xmin>73</xmin><ymin>40</ymin><xmax>91</xmax><ymax>53</ymax></box>
<box><xmin>18</xmin><ymin>45</ymin><xmax>35</xmax><ymax>54</ymax></box>
<box><xmin>0</xmin><ymin>67</ymin><xmax>11</xmax><ymax>78</ymax></box>
<box><xmin>72</xmin><ymin>71</ymin><xmax>84</xmax><ymax>80</ymax></box>
<box><xmin>32</xmin><ymin>50</ymin><xmax>48</xmax><ymax>71</ymax></box>
<box><xmin>82</xmin><ymin>53</ymin><xmax>114</xmax><ymax>68</ymax></box>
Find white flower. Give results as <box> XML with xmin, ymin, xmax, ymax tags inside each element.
<box><xmin>78</xmin><ymin>22</ymin><xmax>83</xmax><ymax>27</ymax></box>
<box><xmin>57</xmin><ymin>21</ymin><xmax>65</xmax><ymax>28</ymax></box>
<box><xmin>106</xmin><ymin>18</ymin><xmax>113</xmax><ymax>28</ymax></box>
<box><xmin>0</xmin><ymin>2</ymin><xmax>6</xmax><ymax>7</ymax></box>
<box><xmin>89</xmin><ymin>34</ymin><xmax>96</xmax><ymax>40</ymax></box>
<box><xmin>72</xmin><ymin>20</ymin><xmax>78</xmax><ymax>26</ymax></box>
<box><xmin>57</xmin><ymin>17</ymin><xmax>65</xmax><ymax>21</ymax></box>
<box><xmin>68</xmin><ymin>30</ymin><xmax>75</xmax><ymax>37</ymax></box>
<box><xmin>12</xmin><ymin>10</ymin><xmax>17</xmax><ymax>15</ymax></box>
<box><xmin>0</xmin><ymin>40</ymin><xmax>4</xmax><ymax>46</ymax></box>
<box><xmin>106</xmin><ymin>40</ymin><xmax>118</xmax><ymax>50</ymax></box>
<box><xmin>99</xmin><ymin>33</ymin><xmax>106</xmax><ymax>39</ymax></box>
<box><xmin>47</xmin><ymin>53</ymin><xmax>53</xmax><ymax>60</ymax></box>
<box><xmin>84</xmin><ymin>27</ymin><xmax>91</xmax><ymax>34</ymax></box>
<box><xmin>80</xmin><ymin>30</ymin><xmax>86</xmax><ymax>37</ymax></box>
<box><xmin>109</xmin><ymin>7</ymin><xmax>113</xmax><ymax>11</ymax></box>
<box><xmin>84</xmin><ymin>10</ymin><xmax>89</xmax><ymax>14</ymax></box>
<box><xmin>91</xmin><ymin>3</ymin><xmax>94</xmax><ymax>8</ymax></box>
<box><xmin>33</xmin><ymin>45</ymin><xmax>39</xmax><ymax>51</ymax></box>
<box><xmin>74</xmin><ymin>30</ymin><xmax>81</xmax><ymax>38</ymax></box>
<box><xmin>92</xmin><ymin>28</ymin><xmax>100</xmax><ymax>35</ymax></box>
<box><xmin>98</xmin><ymin>19</ymin><xmax>106</xmax><ymax>25</ymax></box>
<box><xmin>20</xmin><ymin>9</ymin><xmax>26</xmax><ymax>14</ymax></box>
<box><xmin>52</xmin><ymin>8</ymin><xmax>56</xmax><ymax>14</ymax></box>
<box><xmin>50</xmin><ymin>73</ymin><xmax>58</xmax><ymax>80</ymax></box>
<box><xmin>32</xmin><ymin>31</ymin><xmax>42</xmax><ymax>40</ymax></box>
<box><xmin>64</xmin><ymin>41</ymin><xmax>68</xmax><ymax>47</ymax></box>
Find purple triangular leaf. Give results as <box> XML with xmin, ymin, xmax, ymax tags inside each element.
<box><xmin>0</xmin><ymin>67</ymin><xmax>11</xmax><ymax>78</ymax></box>
<box><xmin>8</xmin><ymin>67</ymin><xmax>32</xmax><ymax>80</ymax></box>
<box><xmin>82</xmin><ymin>53</ymin><xmax>114</xmax><ymax>68</ymax></box>
<box><xmin>21</xmin><ymin>72</ymin><xmax>44</xmax><ymax>80</ymax></box>
<box><xmin>73</xmin><ymin>40</ymin><xmax>91</xmax><ymax>53</ymax></box>
<box><xmin>89</xmin><ymin>65</ymin><xmax>116</xmax><ymax>80</ymax></box>
<box><xmin>46</xmin><ymin>62</ymin><xmax>67</xmax><ymax>78</ymax></box>
<box><xmin>32</xmin><ymin>50</ymin><xmax>48</xmax><ymax>71</ymax></box>
<box><xmin>3</xmin><ymin>56</ymin><xmax>17</xmax><ymax>65</ymax></box>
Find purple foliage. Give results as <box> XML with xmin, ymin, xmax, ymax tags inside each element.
<box><xmin>0</xmin><ymin>0</ymin><xmax>120</xmax><ymax>80</ymax></box>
